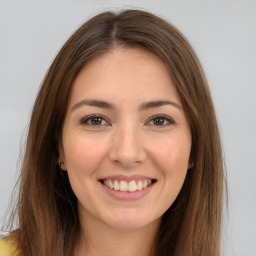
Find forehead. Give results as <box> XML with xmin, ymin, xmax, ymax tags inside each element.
<box><xmin>69</xmin><ymin>47</ymin><xmax>181</xmax><ymax>106</ymax></box>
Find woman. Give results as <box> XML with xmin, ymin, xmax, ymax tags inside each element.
<box><xmin>0</xmin><ymin>9</ymin><xmax>225</xmax><ymax>256</ymax></box>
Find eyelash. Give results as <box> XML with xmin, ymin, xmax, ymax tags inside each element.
<box><xmin>80</xmin><ymin>114</ymin><xmax>174</xmax><ymax>127</ymax></box>
<box><xmin>146</xmin><ymin>115</ymin><xmax>174</xmax><ymax>126</ymax></box>
<box><xmin>80</xmin><ymin>115</ymin><xmax>109</xmax><ymax>127</ymax></box>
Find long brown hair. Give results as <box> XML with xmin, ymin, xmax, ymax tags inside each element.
<box><xmin>4</xmin><ymin>9</ymin><xmax>225</xmax><ymax>255</ymax></box>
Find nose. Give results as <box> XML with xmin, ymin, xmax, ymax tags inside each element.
<box><xmin>108</xmin><ymin>124</ymin><xmax>147</xmax><ymax>168</ymax></box>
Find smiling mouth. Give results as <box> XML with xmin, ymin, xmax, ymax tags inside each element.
<box><xmin>99</xmin><ymin>179</ymin><xmax>157</xmax><ymax>192</ymax></box>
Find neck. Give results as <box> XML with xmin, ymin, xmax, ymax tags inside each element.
<box><xmin>75</xmin><ymin>213</ymin><xmax>160</xmax><ymax>256</ymax></box>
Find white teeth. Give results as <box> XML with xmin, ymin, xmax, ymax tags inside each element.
<box><xmin>128</xmin><ymin>181</ymin><xmax>137</xmax><ymax>192</ymax></box>
<box><xmin>137</xmin><ymin>180</ymin><xmax>143</xmax><ymax>190</ymax></box>
<box><xmin>103</xmin><ymin>179</ymin><xmax>153</xmax><ymax>192</ymax></box>
<box><xmin>114</xmin><ymin>180</ymin><xmax>119</xmax><ymax>190</ymax></box>
<box><xmin>109</xmin><ymin>180</ymin><xmax>114</xmax><ymax>189</ymax></box>
<box><xmin>120</xmin><ymin>181</ymin><xmax>128</xmax><ymax>192</ymax></box>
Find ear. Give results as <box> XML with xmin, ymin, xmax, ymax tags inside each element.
<box><xmin>187</xmin><ymin>161</ymin><xmax>193</xmax><ymax>170</ymax></box>
<box><xmin>58</xmin><ymin>143</ymin><xmax>67</xmax><ymax>171</ymax></box>
<box><xmin>188</xmin><ymin>150</ymin><xmax>194</xmax><ymax>170</ymax></box>
<box><xmin>188</xmin><ymin>159</ymin><xmax>194</xmax><ymax>170</ymax></box>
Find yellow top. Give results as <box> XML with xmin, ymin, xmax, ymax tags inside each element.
<box><xmin>0</xmin><ymin>239</ymin><xmax>19</xmax><ymax>256</ymax></box>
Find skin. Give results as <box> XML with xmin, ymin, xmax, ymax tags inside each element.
<box><xmin>59</xmin><ymin>47</ymin><xmax>192</xmax><ymax>256</ymax></box>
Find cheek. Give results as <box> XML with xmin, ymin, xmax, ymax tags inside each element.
<box><xmin>63</xmin><ymin>136</ymin><xmax>109</xmax><ymax>206</ymax></box>
<box><xmin>150</xmin><ymin>134</ymin><xmax>191</xmax><ymax>193</ymax></box>
<box><xmin>63</xmin><ymin>135</ymin><xmax>109</xmax><ymax>175</ymax></box>
<box><xmin>153</xmin><ymin>136</ymin><xmax>191</xmax><ymax>171</ymax></box>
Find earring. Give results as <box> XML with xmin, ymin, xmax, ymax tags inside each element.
<box><xmin>58</xmin><ymin>159</ymin><xmax>64</xmax><ymax>167</ymax></box>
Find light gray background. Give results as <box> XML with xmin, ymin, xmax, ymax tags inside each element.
<box><xmin>0</xmin><ymin>1</ymin><xmax>255</xmax><ymax>255</ymax></box>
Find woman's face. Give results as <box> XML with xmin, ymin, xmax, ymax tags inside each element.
<box><xmin>59</xmin><ymin>47</ymin><xmax>192</xmax><ymax>230</ymax></box>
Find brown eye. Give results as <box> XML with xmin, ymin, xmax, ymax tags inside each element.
<box><xmin>147</xmin><ymin>115</ymin><xmax>173</xmax><ymax>126</ymax></box>
<box><xmin>153</xmin><ymin>117</ymin><xmax>165</xmax><ymax>125</ymax></box>
<box><xmin>91</xmin><ymin>117</ymin><xmax>103</xmax><ymax>125</ymax></box>
<box><xmin>81</xmin><ymin>115</ymin><xmax>108</xmax><ymax>126</ymax></box>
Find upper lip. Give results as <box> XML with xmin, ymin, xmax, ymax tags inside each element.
<box><xmin>98</xmin><ymin>175</ymin><xmax>156</xmax><ymax>182</ymax></box>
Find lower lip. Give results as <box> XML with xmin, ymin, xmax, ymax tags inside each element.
<box><xmin>100</xmin><ymin>182</ymin><xmax>155</xmax><ymax>201</ymax></box>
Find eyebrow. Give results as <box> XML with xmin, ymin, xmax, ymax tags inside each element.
<box><xmin>71</xmin><ymin>99</ymin><xmax>115</xmax><ymax>111</ymax></box>
<box><xmin>138</xmin><ymin>100</ymin><xmax>182</xmax><ymax>111</ymax></box>
<box><xmin>71</xmin><ymin>99</ymin><xmax>182</xmax><ymax>112</ymax></box>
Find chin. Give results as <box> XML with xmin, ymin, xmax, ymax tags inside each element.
<box><xmin>102</xmin><ymin>210</ymin><xmax>159</xmax><ymax>230</ymax></box>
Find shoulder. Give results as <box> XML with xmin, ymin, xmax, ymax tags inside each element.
<box><xmin>0</xmin><ymin>238</ymin><xmax>20</xmax><ymax>256</ymax></box>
